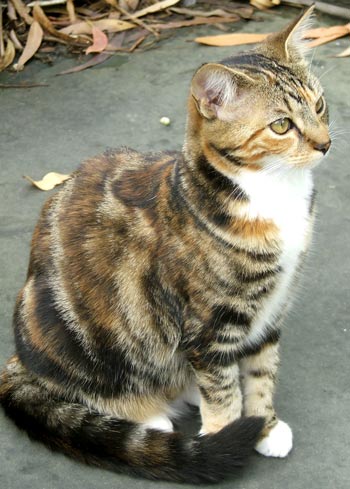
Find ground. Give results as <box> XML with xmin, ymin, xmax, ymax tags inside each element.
<box><xmin>0</xmin><ymin>6</ymin><xmax>349</xmax><ymax>489</ymax></box>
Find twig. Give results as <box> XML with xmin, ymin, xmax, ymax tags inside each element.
<box><xmin>282</xmin><ymin>0</ymin><xmax>350</xmax><ymax>20</ymax></box>
<box><xmin>66</xmin><ymin>0</ymin><xmax>76</xmax><ymax>23</ymax></box>
<box><xmin>113</xmin><ymin>4</ymin><xmax>159</xmax><ymax>38</ymax></box>
<box><xmin>0</xmin><ymin>5</ymin><xmax>4</xmax><ymax>58</ymax></box>
<box><xmin>7</xmin><ymin>1</ymin><xmax>17</xmax><ymax>21</ymax></box>
<box><xmin>10</xmin><ymin>0</ymin><xmax>33</xmax><ymax>25</ymax></box>
<box><xmin>149</xmin><ymin>16</ymin><xmax>241</xmax><ymax>30</ymax></box>
<box><xmin>9</xmin><ymin>28</ymin><xmax>23</xmax><ymax>50</ymax></box>
<box><xmin>0</xmin><ymin>82</ymin><xmax>49</xmax><ymax>88</ymax></box>
<box><xmin>106</xmin><ymin>34</ymin><xmax>146</xmax><ymax>52</ymax></box>
<box><xmin>27</xmin><ymin>0</ymin><xmax>66</xmax><ymax>6</ymax></box>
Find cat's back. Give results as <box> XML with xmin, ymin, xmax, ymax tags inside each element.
<box><xmin>29</xmin><ymin>147</ymin><xmax>178</xmax><ymax>273</ymax></box>
<box><xmin>24</xmin><ymin>147</ymin><xmax>180</xmax><ymax>339</ymax></box>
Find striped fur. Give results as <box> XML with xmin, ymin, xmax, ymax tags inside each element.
<box><xmin>0</xmin><ymin>7</ymin><xmax>330</xmax><ymax>483</ymax></box>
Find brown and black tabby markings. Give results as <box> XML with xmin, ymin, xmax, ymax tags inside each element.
<box><xmin>0</xmin><ymin>8</ymin><xmax>330</xmax><ymax>484</ymax></box>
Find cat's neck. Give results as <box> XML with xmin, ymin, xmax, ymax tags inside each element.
<box><xmin>233</xmin><ymin>166</ymin><xmax>314</xmax><ymax>220</ymax></box>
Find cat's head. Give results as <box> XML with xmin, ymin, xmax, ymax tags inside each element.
<box><xmin>188</xmin><ymin>6</ymin><xmax>330</xmax><ymax>173</ymax></box>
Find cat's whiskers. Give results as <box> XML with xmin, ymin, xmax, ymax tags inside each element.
<box><xmin>307</xmin><ymin>47</ymin><xmax>318</xmax><ymax>84</ymax></box>
<box><xmin>316</xmin><ymin>65</ymin><xmax>334</xmax><ymax>82</ymax></box>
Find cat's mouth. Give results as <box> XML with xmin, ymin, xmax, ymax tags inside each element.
<box><xmin>293</xmin><ymin>148</ymin><xmax>332</xmax><ymax>169</ymax></box>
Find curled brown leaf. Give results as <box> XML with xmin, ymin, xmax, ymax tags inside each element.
<box><xmin>86</xmin><ymin>26</ymin><xmax>108</xmax><ymax>54</ymax></box>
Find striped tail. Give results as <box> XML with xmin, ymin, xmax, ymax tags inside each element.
<box><xmin>0</xmin><ymin>357</ymin><xmax>264</xmax><ymax>484</ymax></box>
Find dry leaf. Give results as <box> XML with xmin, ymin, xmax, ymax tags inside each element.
<box><xmin>10</xmin><ymin>0</ymin><xmax>33</xmax><ymax>25</ymax></box>
<box><xmin>133</xmin><ymin>0</ymin><xmax>180</xmax><ymax>19</ymax></box>
<box><xmin>7</xmin><ymin>1</ymin><xmax>18</xmax><ymax>21</ymax></box>
<box><xmin>57</xmin><ymin>31</ymin><xmax>126</xmax><ymax>75</ymax></box>
<box><xmin>170</xmin><ymin>7</ymin><xmax>234</xmax><ymax>18</ymax></box>
<box><xmin>306</xmin><ymin>23</ymin><xmax>350</xmax><ymax>48</ymax></box>
<box><xmin>151</xmin><ymin>16</ymin><xmax>240</xmax><ymax>31</ymax></box>
<box><xmin>0</xmin><ymin>38</ymin><xmax>15</xmax><ymax>71</ymax></box>
<box><xmin>194</xmin><ymin>32</ymin><xmax>269</xmax><ymax>47</ymax></box>
<box><xmin>33</xmin><ymin>3</ymin><xmax>88</xmax><ymax>45</ymax></box>
<box><xmin>250</xmin><ymin>0</ymin><xmax>280</xmax><ymax>9</ymax></box>
<box><xmin>24</xmin><ymin>172</ymin><xmax>70</xmax><ymax>191</ymax></box>
<box><xmin>66</xmin><ymin>0</ymin><xmax>76</xmax><ymax>23</ymax></box>
<box><xmin>57</xmin><ymin>51</ymin><xmax>112</xmax><ymax>74</ymax></box>
<box><xmin>60</xmin><ymin>19</ymin><xmax>134</xmax><ymax>35</ymax></box>
<box><xmin>305</xmin><ymin>24</ymin><xmax>350</xmax><ymax>39</ymax></box>
<box><xmin>120</xmin><ymin>0</ymin><xmax>139</xmax><ymax>12</ymax></box>
<box><xmin>195</xmin><ymin>21</ymin><xmax>350</xmax><ymax>49</ymax></box>
<box><xmin>336</xmin><ymin>45</ymin><xmax>350</xmax><ymax>57</ymax></box>
<box><xmin>9</xmin><ymin>29</ymin><xmax>24</xmax><ymax>50</ymax></box>
<box><xmin>15</xmin><ymin>20</ymin><xmax>43</xmax><ymax>70</ymax></box>
<box><xmin>86</xmin><ymin>26</ymin><xmax>108</xmax><ymax>54</ymax></box>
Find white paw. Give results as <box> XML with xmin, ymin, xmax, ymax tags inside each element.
<box><xmin>255</xmin><ymin>420</ymin><xmax>293</xmax><ymax>458</ymax></box>
<box><xmin>143</xmin><ymin>415</ymin><xmax>173</xmax><ymax>433</ymax></box>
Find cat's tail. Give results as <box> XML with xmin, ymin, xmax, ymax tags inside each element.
<box><xmin>0</xmin><ymin>357</ymin><xmax>264</xmax><ymax>484</ymax></box>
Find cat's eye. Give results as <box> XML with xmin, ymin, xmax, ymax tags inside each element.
<box><xmin>315</xmin><ymin>96</ymin><xmax>324</xmax><ymax>114</ymax></box>
<box><xmin>270</xmin><ymin>118</ymin><xmax>292</xmax><ymax>135</ymax></box>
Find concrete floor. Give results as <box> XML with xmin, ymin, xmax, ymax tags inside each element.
<box><xmin>1</xmin><ymin>7</ymin><xmax>349</xmax><ymax>489</ymax></box>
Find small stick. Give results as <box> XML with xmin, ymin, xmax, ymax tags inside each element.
<box><xmin>27</xmin><ymin>0</ymin><xmax>67</xmax><ymax>6</ymax></box>
<box><xmin>0</xmin><ymin>82</ymin><xmax>49</xmax><ymax>88</ymax></box>
<box><xmin>282</xmin><ymin>0</ymin><xmax>350</xmax><ymax>20</ymax></box>
<box><xmin>66</xmin><ymin>0</ymin><xmax>76</xmax><ymax>23</ymax></box>
<box><xmin>9</xmin><ymin>29</ymin><xmax>24</xmax><ymax>50</ymax></box>
<box><xmin>10</xmin><ymin>0</ymin><xmax>33</xmax><ymax>25</ymax></box>
<box><xmin>0</xmin><ymin>5</ymin><xmax>4</xmax><ymax>58</ymax></box>
<box><xmin>106</xmin><ymin>34</ymin><xmax>146</xmax><ymax>52</ymax></box>
<box><xmin>113</xmin><ymin>4</ymin><xmax>159</xmax><ymax>38</ymax></box>
<box><xmin>7</xmin><ymin>1</ymin><xmax>17</xmax><ymax>21</ymax></box>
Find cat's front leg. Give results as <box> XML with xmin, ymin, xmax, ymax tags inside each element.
<box><xmin>239</xmin><ymin>338</ymin><xmax>293</xmax><ymax>457</ymax></box>
<box><xmin>193</xmin><ymin>362</ymin><xmax>243</xmax><ymax>435</ymax></box>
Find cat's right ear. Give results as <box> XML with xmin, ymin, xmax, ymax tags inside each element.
<box><xmin>191</xmin><ymin>63</ymin><xmax>256</xmax><ymax>121</ymax></box>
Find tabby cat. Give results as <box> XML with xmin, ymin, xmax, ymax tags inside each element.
<box><xmin>0</xmin><ymin>6</ymin><xmax>331</xmax><ymax>483</ymax></box>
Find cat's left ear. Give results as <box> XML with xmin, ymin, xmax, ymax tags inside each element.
<box><xmin>264</xmin><ymin>5</ymin><xmax>315</xmax><ymax>63</ymax></box>
<box><xmin>191</xmin><ymin>63</ymin><xmax>256</xmax><ymax>120</ymax></box>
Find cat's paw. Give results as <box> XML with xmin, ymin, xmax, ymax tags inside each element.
<box><xmin>255</xmin><ymin>420</ymin><xmax>293</xmax><ymax>458</ymax></box>
<box><xmin>143</xmin><ymin>415</ymin><xmax>173</xmax><ymax>433</ymax></box>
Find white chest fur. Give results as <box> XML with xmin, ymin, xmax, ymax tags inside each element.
<box><xmin>234</xmin><ymin>168</ymin><xmax>314</xmax><ymax>344</ymax></box>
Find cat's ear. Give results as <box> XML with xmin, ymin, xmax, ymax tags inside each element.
<box><xmin>264</xmin><ymin>5</ymin><xmax>315</xmax><ymax>63</ymax></box>
<box><xmin>191</xmin><ymin>63</ymin><xmax>256</xmax><ymax>120</ymax></box>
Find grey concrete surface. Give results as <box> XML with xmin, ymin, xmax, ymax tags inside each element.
<box><xmin>1</xmin><ymin>7</ymin><xmax>349</xmax><ymax>489</ymax></box>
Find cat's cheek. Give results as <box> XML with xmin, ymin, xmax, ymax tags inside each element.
<box><xmin>255</xmin><ymin>420</ymin><xmax>293</xmax><ymax>458</ymax></box>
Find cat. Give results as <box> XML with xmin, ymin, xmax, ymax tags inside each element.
<box><xmin>0</xmin><ymin>6</ymin><xmax>331</xmax><ymax>484</ymax></box>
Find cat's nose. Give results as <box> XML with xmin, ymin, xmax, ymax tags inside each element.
<box><xmin>314</xmin><ymin>140</ymin><xmax>331</xmax><ymax>155</ymax></box>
